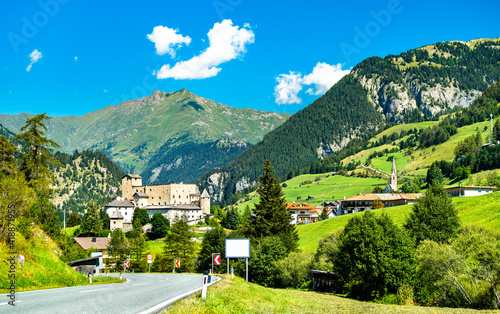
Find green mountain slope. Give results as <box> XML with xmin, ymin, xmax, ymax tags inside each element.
<box><xmin>200</xmin><ymin>38</ymin><xmax>500</xmax><ymax>203</ymax></box>
<box><xmin>0</xmin><ymin>123</ymin><xmax>15</xmax><ymax>140</ymax></box>
<box><xmin>51</xmin><ymin>150</ymin><xmax>125</xmax><ymax>219</ymax></box>
<box><xmin>0</xmin><ymin>89</ymin><xmax>290</xmax><ymax>184</ymax></box>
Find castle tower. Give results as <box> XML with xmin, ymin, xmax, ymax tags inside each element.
<box><xmin>200</xmin><ymin>189</ymin><xmax>211</xmax><ymax>215</ymax></box>
<box><xmin>122</xmin><ymin>174</ymin><xmax>143</xmax><ymax>200</ymax></box>
<box><xmin>390</xmin><ymin>158</ymin><xmax>398</xmax><ymax>192</ymax></box>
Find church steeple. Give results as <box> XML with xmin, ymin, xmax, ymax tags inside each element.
<box><xmin>390</xmin><ymin>158</ymin><xmax>397</xmax><ymax>192</ymax></box>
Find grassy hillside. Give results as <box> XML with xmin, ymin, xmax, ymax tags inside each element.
<box><xmin>296</xmin><ymin>192</ymin><xmax>500</xmax><ymax>254</ymax></box>
<box><xmin>233</xmin><ymin>174</ymin><xmax>388</xmax><ymax>212</ymax></box>
<box><xmin>0</xmin><ymin>227</ymin><xmax>122</xmax><ymax>293</ymax></box>
<box><xmin>168</xmin><ymin>275</ymin><xmax>494</xmax><ymax>313</ymax></box>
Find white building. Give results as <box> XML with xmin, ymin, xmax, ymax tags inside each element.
<box><xmin>104</xmin><ymin>198</ymin><xmax>135</xmax><ymax>223</ymax></box>
<box><xmin>445</xmin><ymin>185</ymin><xmax>497</xmax><ymax>197</ymax></box>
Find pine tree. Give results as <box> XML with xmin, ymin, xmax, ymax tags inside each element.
<box><xmin>66</xmin><ymin>212</ymin><xmax>82</xmax><ymax>227</ymax></box>
<box><xmin>197</xmin><ymin>221</ymin><xmax>227</xmax><ymax>273</ymax></box>
<box><xmin>0</xmin><ymin>135</ymin><xmax>16</xmax><ymax>178</ymax></box>
<box><xmin>107</xmin><ymin>229</ymin><xmax>129</xmax><ymax>272</ymax></box>
<box><xmin>80</xmin><ymin>202</ymin><xmax>103</xmax><ymax>236</ymax></box>
<box><xmin>242</xmin><ymin>160</ymin><xmax>298</xmax><ymax>252</ymax></box>
<box><xmin>129</xmin><ymin>218</ymin><xmax>147</xmax><ymax>272</ymax></box>
<box><xmin>404</xmin><ymin>183</ymin><xmax>460</xmax><ymax>244</ymax></box>
<box><xmin>163</xmin><ymin>214</ymin><xmax>195</xmax><ymax>272</ymax></box>
<box><xmin>13</xmin><ymin>114</ymin><xmax>61</xmax><ymax>185</ymax></box>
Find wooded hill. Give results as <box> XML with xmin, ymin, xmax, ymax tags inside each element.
<box><xmin>51</xmin><ymin>150</ymin><xmax>125</xmax><ymax>220</ymax></box>
<box><xmin>200</xmin><ymin>38</ymin><xmax>500</xmax><ymax>204</ymax></box>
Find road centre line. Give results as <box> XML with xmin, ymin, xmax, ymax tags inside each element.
<box><xmin>79</xmin><ymin>288</ymin><xmax>109</xmax><ymax>293</ymax></box>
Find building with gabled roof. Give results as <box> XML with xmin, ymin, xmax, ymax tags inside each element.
<box><xmin>74</xmin><ymin>237</ymin><xmax>111</xmax><ymax>258</ymax></box>
<box><xmin>286</xmin><ymin>202</ymin><xmax>318</xmax><ymax>224</ymax></box>
<box><xmin>340</xmin><ymin>193</ymin><xmax>423</xmax><ymax>215</ymax></box>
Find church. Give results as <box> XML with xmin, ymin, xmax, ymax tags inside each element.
<box><xmin>383</xmin><ymin>158</ymin><xmax>398</xmax><ymax>193</ymax></box>
<box><xmin>105</xmin><ymin>174</ymin><xmax>211</xmax><ymax>229</ymax></box>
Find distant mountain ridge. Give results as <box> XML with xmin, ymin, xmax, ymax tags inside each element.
<box><xmin>0</xmin><ymin>89</ymin><xmax>290</xmax><ymax>184</ymax></box>
<box><xmin>199</xmin><ymin>38</ymin><xmax>500</xmax><ymax>203</ymax></box>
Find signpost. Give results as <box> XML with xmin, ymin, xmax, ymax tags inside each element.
<box><xmin>225</xmin><ymin>239</ymin><xmax>250</xmax><ymax>281</ymax></box>
<box><xmin>124</xmin><ymin>260</ymin><xmax>129</xmax><ymax>272</ymax></box>
<box><xmin>211</xmin><ymin>253</ymin><xmax>221</xmax><ymax>274</ymax></box>
<box><xmin>173</xmin><ymin>258</ymin><xmax>180</xmax><ymax>273</ymax></box>
<box><xmin>147</xmin><ymin>254</ymin><xmax>153</xmax><ymax>273</ymax></box>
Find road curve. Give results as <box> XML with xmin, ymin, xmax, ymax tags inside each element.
<box><xmin>0</xmin><ymin>273</ymin><xmax>207</xmax><ymax>314</ymax></box>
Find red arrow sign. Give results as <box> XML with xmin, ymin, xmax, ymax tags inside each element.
<box><xmin>214</xmin><ymin>254</ymin><xmax>221</xmax><ymax>266</ymax></box>
<box><xmin>147</xmin><ymin>254</ymin><xmax>153</xmax><ymax>261</ymax></box>
<box><xmin>124</xmin><ymin>261</ymin><xmax>130</xmax><ymax>268</ymax></box>
<box><xmin>175</xmin><ymin>259</ymin><xmax>180</xmax><ymax>268</ymax></box>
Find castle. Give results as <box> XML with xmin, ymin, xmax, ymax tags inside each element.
<box><xmin>105</xmin><ymin>174</ymin><xmax>210</xmax><ymax>229</ymax></box>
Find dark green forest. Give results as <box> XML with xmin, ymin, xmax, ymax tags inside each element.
<box><xmin>141</xmin><ymin>138</ymin><xmax>250</xmax><ymax>184</ymax></box>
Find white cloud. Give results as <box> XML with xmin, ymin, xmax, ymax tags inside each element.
<box><xmin>274</xmin><ymin>62</ymin><xmax>350</xmax><ymax>104</ymax></box>
<box><xmin>26</xmin><ymin>49</ymin><xmax>42</xmax><ymax>72</ymax></box>
<box><xmin>303</xmin><ymin>62</ymin><xmax>350</xmax><ymax>95</ymax></box>
<box><xmin>147</xmin><ymin>25</ymin><xmax>191</xmax><ymax>58</ymax></box>
<box><xmin>156</xmin><ymin>19</ymin><xmax>254</xmax><ymax>80</ymax></box>
<box><xmin>274</xmin><ymin>72</ymin><xmax>303</xmax><ymax>105</ymax></box>
<box><xmin>74</xmin><ymin>56</ymin><xmax>78</xmax><ymax>61</ymax></box>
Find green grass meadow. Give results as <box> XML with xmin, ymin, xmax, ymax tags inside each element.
<box><xmin>297</xmin><ymin>192</ymin><xmax>500</xmax><ymax>254</ymax></box>
<box><xmin>168</xmin><ymin>275</ymin><xmax>496</xmax><ymax>314</ymax></box>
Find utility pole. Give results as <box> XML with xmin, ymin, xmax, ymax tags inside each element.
<box><xmin>63</xmin><ymin>207</ymin><xmax>66</xmax><ymax>229</ymax></box>
<box><xmin>491</xmin><ymin>113</ymin><xmax>494</xmax><ymax>144</ymax></box>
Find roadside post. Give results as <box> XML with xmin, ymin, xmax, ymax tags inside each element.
<box><xmin>88</xmin><ymin>272</ymin><xmax>92</xmax><ymax>283</ymax></box>
<box><xmin>173</xmin><ymin>258</ymin><xmax>180</xmax><ymax>273</ymax></box>
<box><xmin>124</xmin><ymin>260</ymin><xmax>130</xmax><ymax>273</ymax></box>
<box><xmin>212</xmin><ymin>253</ymin><xmax>221</xmax><ymax>275</ymax></box>
<box><xmin>225</xmin><ymin>239</ymin><xmax>250</xmax><ymax>281</ymax></box>
<box><xmin>147</xmin><ymin>254</ymin><xmax>153</xmax><ymax>272</ymax></box>
<box><xmin>202</xmin><ymin>271</ymin><xmax>208</xmax><ymax>299</ymax></box>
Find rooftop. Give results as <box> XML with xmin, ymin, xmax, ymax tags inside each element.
<box><xmin>105</xmin><ymin>198</ymin><xmax>135</xmax><ymax>207</ymax></box>
<box><xmin>74</xmin><ymin>237</ymin><xmax>110</xmax><ymax>250</ymax></box>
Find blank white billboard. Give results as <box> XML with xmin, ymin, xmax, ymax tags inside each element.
<box><xmin>225</xmin><ymin>239</ymin><xmax>250</xmax><ymax>258</ymax></box>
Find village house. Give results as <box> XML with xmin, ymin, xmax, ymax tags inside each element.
<box><xmin>73</xmin><ymin>237</ymin><xmax>111</xmax><ymax>259</ymax></box>
<box><xmin>340</xmin><ymin>193</ymin><xmax>423</xmax><ymax>215</ymax></box>
<box><xmin>286</xmin><ymin>202</ymin><xmax>318</xmax><ymax>224</ymax></box>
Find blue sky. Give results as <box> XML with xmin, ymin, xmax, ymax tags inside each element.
<box><xmin>0</xmin><ymin>0</ymin><xmax>499</xmax><ymax>117</ymax></box>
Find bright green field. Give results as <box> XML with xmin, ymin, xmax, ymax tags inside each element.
<box><xmin>147</xmin><ymin>241</ymin><xmax>164</xmax><ymax>259</ymax></box>
<box><xmin>369</xmin><ymin>121</ymin><xmax>439</xmax><ymax>143</ymax></box>
<box><xmin>370</xmin><ymin>151</ymin><xmax>412</xmax><ymax>175</ymax></box>
<box><xmin>297</xmin><ymin>192</ymin><xmax>500</xmax><ymax>254</ymax></box>
<box><xmin>234</xmin><ymin>174</ymin><xmax>387</xmax><ymax>212</ymax></box>
<box><xmin>63</xmin><ymin>225</ymin><xmax>79</xmax><ymax>236</ymax></box>
<box><xmin>405</xmin><ymin>120</ymin><xmax>491</xmax><ymax>174</ymax></box>
<box><xmin>168</xmin><ymin>275</ymin><xmax>495</xmax><ymax>314</ymax></box>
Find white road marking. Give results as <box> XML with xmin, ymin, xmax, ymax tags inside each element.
<box><xmin>139</xmin><ymin>276</ymin><xmax>221</xmax><ymax>314</ymax></box>
<box><xmin>79</xmin><ymin>288</ymin><xmax>109</xmax><ymax>293</ymax></box>
<box><xmin>133</xmin><ymin>283</ymin><xmax>147</xmax><ymax>286</ymax></box>
<box><xmin>0</xmin><ymin>301</ymin><xmax>22</xmax><ymax>305</ymax></box>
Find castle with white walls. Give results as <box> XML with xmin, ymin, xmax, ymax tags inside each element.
<box><xmin>105</xmin><ymin>174</ymin><xmax>210</xmax><ymax>229</ymax></box>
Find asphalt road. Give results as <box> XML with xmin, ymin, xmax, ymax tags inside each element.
<box><xmin>0</xmin><ymin>273</ymin><xmax>209</xmax><ymax>314</ymax></box>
